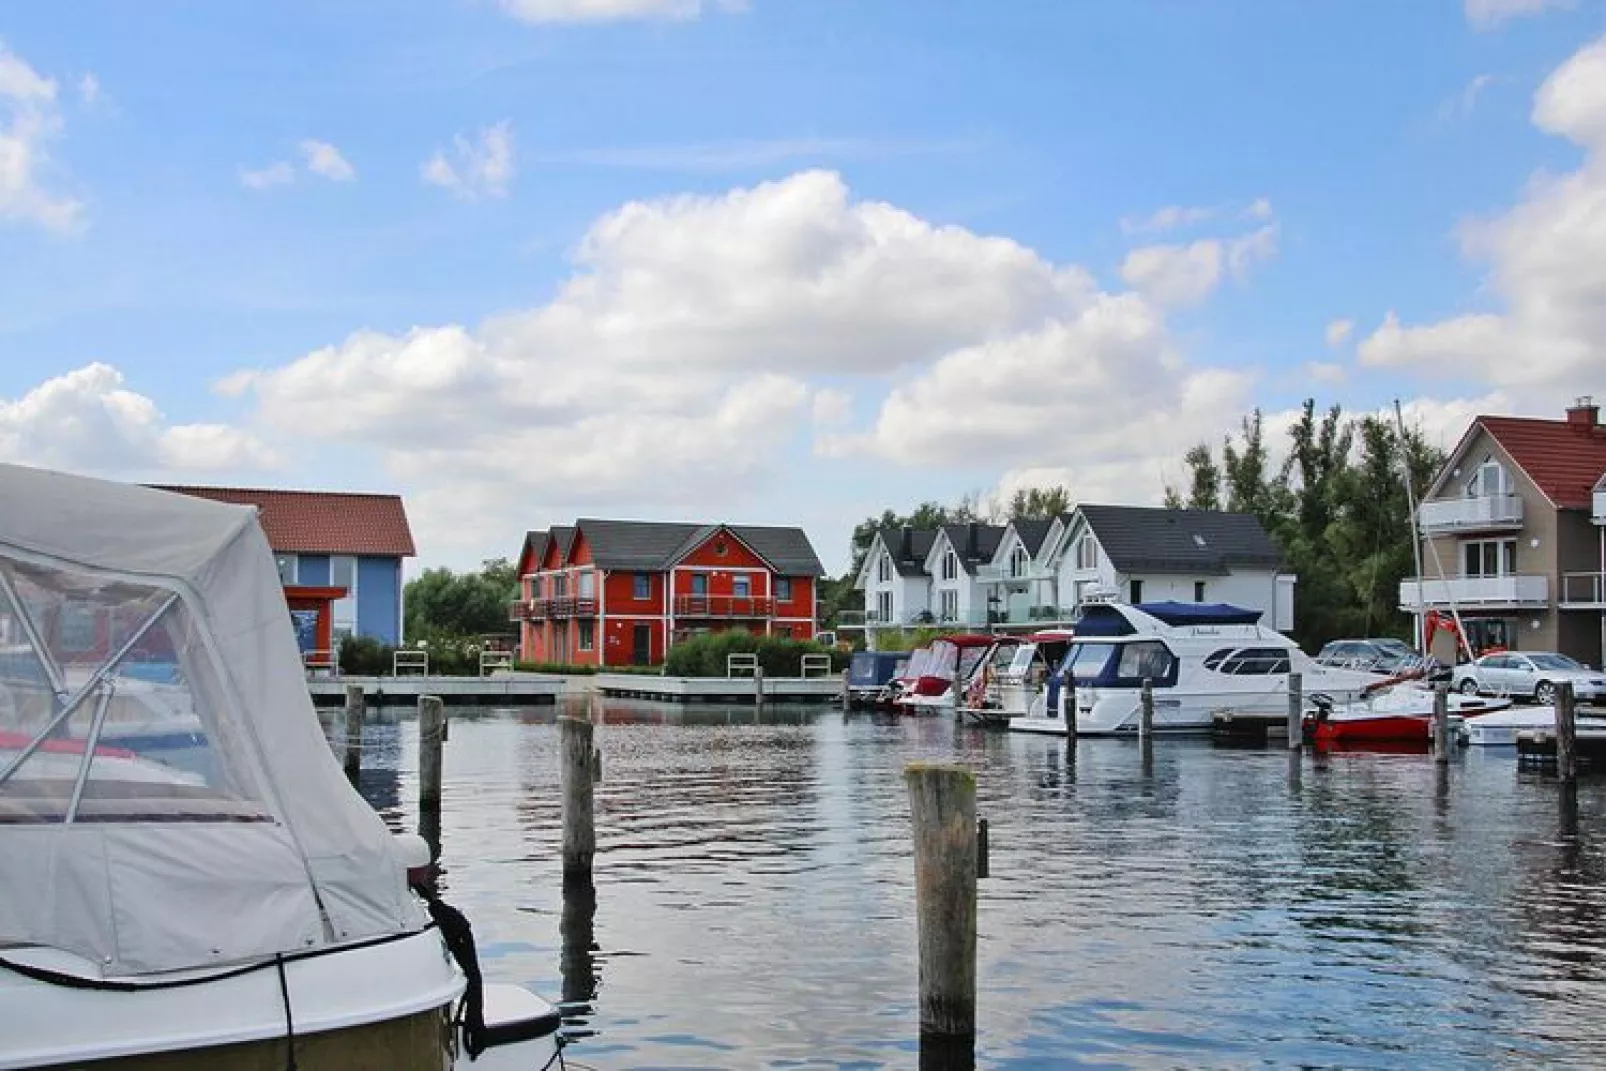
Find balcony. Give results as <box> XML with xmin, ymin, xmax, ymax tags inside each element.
<box><xmin>1417</xmin><ymin>495</ymin><xmax>1524</xmax><ymax>534</ymax></box>
<box><xmin>1399</xmin><ymin>574</ymin><xmax>1549</xmax><ymax>611</ymax></box>
<box><xmin>542</xmin><ymin>596</ymin><xmax>596</xmax><ymax>620</ymax></box>
<box><xmin>507</xmin><ymin>599</ymin><xmax>530</xmax><ymax>623</ymax></box>
<box><xmin>674</xmin><ymin>595</ymin><xmax>775</xmax><ymax>618</ymax></box>
<box><xmin>975</xmin><ymin>563</ymin><xmax>1056</xmax><ymax>585</ymax></box>
<box><xmin>1560</xmin><ymin>572</ymin><xmax>1606</xmax><ymax>609</ymax></box>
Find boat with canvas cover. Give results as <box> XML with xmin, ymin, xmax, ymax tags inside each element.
<box><xmin>956</xmin><ymin>630</ymin><xmax>1075</xmax><ymax>727</ymax></box>
<box><xmin>895</xmin><ymin>634</ymin><xmax>996</xmax><ymax>715</ymax></box>
<box><xmin>0</xmin><ymin>464</ymin><xmax>559</xmax><ymax>1071</ymax></box>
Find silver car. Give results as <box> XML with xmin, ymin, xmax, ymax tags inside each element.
<box><xmin>1452</xmin><ymin>651</ymin><xmax>1606</xmax><ymax>705</ymax></box>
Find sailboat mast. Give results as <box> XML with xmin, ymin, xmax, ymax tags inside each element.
<box><xmin>1393</xmin><ymin>399</ymin><xmax>1471</xmax><ymax>662</ymax></box>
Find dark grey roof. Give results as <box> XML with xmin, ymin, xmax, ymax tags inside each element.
<box><xmin>520</xmin><ymin>530</ymin><xmax>549</xmax><ymax>571</ymax></box>
<box><xmin>940</xmin><ymin>523</ymin><xmax>1006</xmax><ymax>570</ymax></box>
<box><xmin>1010</xmin><ymin>518</ymin><xmax>1055</xmax><ymax>557</ymax></box>
<box><xmin>570</xmin><ymin>518</ymin><xmax>824</xmax><ymax>576</ymax></box>
<box><xmin>1078</xmin><ymin>505</ymin><xmax>1283</xmax><ymax>576</ymax></box>
<box><xmin>550</xmin><ymin>525</ymin><xmax>576</xmax><ymax>564</ymax></box>
<box><xmin>875</xmin><ymin>526</ymin><xmax>938</xmax><ymax>577</ymax></box>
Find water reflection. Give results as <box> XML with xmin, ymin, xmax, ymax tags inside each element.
<box><xmin>559</xmin><ymin>876</ymin><xmax>600</xmax><ymax>1037</ymax></box>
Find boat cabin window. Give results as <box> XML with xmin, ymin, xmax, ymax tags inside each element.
<box><xmin>1062</xmin><ymin>640</ymin><xmax>1178</xmax><ymax>686</ymax></box>
<box><xmin>1204</xmin><ymin>646</ymin><xmax>1291</xmax><ymax>675</ymax></box>
<box><xmin>1065</xmin><ymin>642</ymin><xmax>1117</xmax><ymax>681</ymax></box>
<box><xmin>1117</xmin><ymin>641</ymin><xmax>1175</xmax><ymax>681</ymax></box>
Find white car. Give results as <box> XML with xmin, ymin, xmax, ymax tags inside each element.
<box><xmin>1452</xmin><ymin>651</ymin><xmax>1606</xmax><ymax>705</ymax></box>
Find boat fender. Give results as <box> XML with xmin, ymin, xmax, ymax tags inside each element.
<box><xmin>413</xmin><ymin>881</ymin><xmax>489</xmax><ymax>1060</ymax></box>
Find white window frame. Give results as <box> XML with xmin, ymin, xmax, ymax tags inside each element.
<box><xmin>1462</xmin><ymin>538</ymin><xmax>1516</xmax><ymax>577</ymax></box>
<box><xmin>331</xmin><ymin>555</ymin><xmax>358</xmax><ymax>636</ymax></box>
<box><xmin>941</xmin><ymin>551</ymin><xmax>958</xmax><ymax>581</ymax></box>
<box><xmin>275</xmin><ymin>553</ymin><xmax>298</xmax><ymax>585</ymax></box>
<box><xmin>939</xmin><ymin>589</ymin><xmax>959</xmax><ymax>620</ymax></box>
<box><xmin>1467</xmin><ymin>458</ymin><xmax>1510</xmax><ymax>498</ymax></box>
<box><xmin>578</xmin><ymin>618</ymin><xmax>595</xmax><ymax>651</ymax></box>
<box><xmin>876</xmin><ymin>590</ymin><xmax>894</xmax><ymax>622</ymax></box>
<box><xmin>877</xmin><ymin>553</ymin><xmax>892</xmax><ymax>583</ymax></box>
<box><xmin>1074</xmin><ymin>534</ymin><xmax>1097</xmax><ymax>571</ymax></box>
<box><xmin>1010</xmin><ymin>545</ymin><xmax>1029</xmax><ymax>578</ymax></box>
<box><xmin>775</xmin><ymin>577</ymin><xmax>792</xmax><ymax>602</ymax></box>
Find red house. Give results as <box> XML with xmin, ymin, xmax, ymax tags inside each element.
<box><xmin>512</xmin><ymin>519</ymin><xmax>825</xmax><ymax>666</ymax></box>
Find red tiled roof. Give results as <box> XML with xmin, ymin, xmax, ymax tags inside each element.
<box><xmin>1478</xmin><ymin>416</ymin><xmax>1606</xmax><ymax>509</ymax></box>
<box><xmin>155</xmin><ymin>486</ymin><xmax>416</xmax><ymax>557</ymax></box>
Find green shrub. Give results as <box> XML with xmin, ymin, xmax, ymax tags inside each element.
<box><xmin>662</xmin><ymin>630</ymin><xmax>847</xmax><ymax>677</ymax></box>
<box><xmin>338</xmin><ymin>635</ymin><xmax>394</xmax><ymax>676</ymax></box>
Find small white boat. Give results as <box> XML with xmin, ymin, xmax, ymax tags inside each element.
<box><xmin>956</xmin><ymin>631</ymin><xmax>1076</xmax><ymax>727</ymax></box>
<box><xmin>0</xmin><ymin>464</ymin><xmax>560</xmax><ymax>1070</ymax></box>
<box><xmin>1460</xmin><ymin>706</ymin><xmax>1558</xmax><ymax>746</ymax></box>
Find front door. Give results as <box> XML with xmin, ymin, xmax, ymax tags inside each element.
<box><xmin>633</xmin><ymin>624</ymin><xmax>652</xmax><ymax>666</ymax></box>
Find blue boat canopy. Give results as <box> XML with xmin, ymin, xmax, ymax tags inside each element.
<box><xmin>1140</xmin><ymin>601</ymin><xmax>1262</xmax><ymax>626</ymax></box>
<box><xmin>848</xmin><ymin>650</ymin><xmax>905</xmax><ymax>686</ymax></box>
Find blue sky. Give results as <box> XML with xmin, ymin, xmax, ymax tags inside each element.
<box><xmin>3</xmin><ymin>0</ymin><xmax>1604</xmax><ymax>574</ymax></box>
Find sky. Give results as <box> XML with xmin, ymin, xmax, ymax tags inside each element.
<box><xmin>3</xmin><ymin>0</ymin><xmax>1605</xmax><ymax>577</ymax></box>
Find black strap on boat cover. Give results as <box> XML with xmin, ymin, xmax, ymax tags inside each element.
<box><xmin>415</xmin><ymin>883</ymin><xmax>489</xmax><ymax>1060</ymax></box>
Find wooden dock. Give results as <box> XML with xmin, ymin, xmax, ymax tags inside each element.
<box><xmin>1210</xmin><ymin>709</ymin><xmax>1296</xmax><ymax>745</ymax></box>
<box><xmin>594</xmin><ymin>673</ymin><xmax>841</xmax><ymax>704</ymax></box>
<box><xmin>1516</xmin><ymin>727</ymin><xmax>1606</xmax><ymax>767</ymax></box>
<box><xmin>307</xmin><ymin>673</ymin><xmax>564</xmax><ymax>707</ymax></box>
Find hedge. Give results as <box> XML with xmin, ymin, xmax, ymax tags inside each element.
<box><xmin>662</xmin><ymin>630</ymin><xmax>848</xmax><ymax>678</ymax></box>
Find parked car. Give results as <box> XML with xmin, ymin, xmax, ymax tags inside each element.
<box><xmin>1315</xmin><ymin>638</ymin><xmax>1442</xmax><ymax>677</ymax></box>
<box><xmin>1451</xmin><ymin>652</ymin><xmax>1606</xmax><ymax>705</ymax></box>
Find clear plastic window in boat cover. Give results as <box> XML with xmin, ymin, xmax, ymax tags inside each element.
<box><xmin>0</xmin><ymin>464</ymin><xmax>421</xmax><ymax>975</ymax></box>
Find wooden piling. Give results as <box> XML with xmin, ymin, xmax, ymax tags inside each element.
<box><xmin>905</xmin><ymin>763</ymin><xmax>977</xmax><ymax>1040</ymax></box>
<box><xmin>976</xmin><ymin>817</ymin><xmax>989</xmax><ymax>880</ymax></box>
<box><xmin>1556</xmin><ymin>681</ymin><xmax>1578</xmax><ymax>783</ymax></box>
<box><xmin>754</xmin><ymin>665</ymin><xmax>766</xmax><ymax>708</ymax></box>
<box><xmin>841</xmin><ymin>669</ymin><xmax>852</xmax><ymax>712</ymax></box>
<box><xmin>560</xmin><ymin>716</ymin><xmax>596</xmax><ymax>882</ymax></box>
<box><xmin>1433</xmin><ymin>684</ymin><xmax>1450</xmax><ymax>764</ymax></box>
<box><xmin>1064</xmin><ymin>672</ymin><xmax>1077</xmax><ymax>741</ymax></box>
<box><xmin>1286</xmin><ymin>671</ymin><xmax>1303</xmax><ymax>751</ymax></box>
<box><xmin>419</xmin><ymin>695</ymin><xmax>444</xmax><ymax>810</ymax></box>
<box><xmin>1139</xmin><ymin>678</ymin><xmax>1154</xmax><ymax>737</ymax></box>
<box><xmin>343</xmin><ymin>684</ymin><xmax>364</xmax><ymax>787</ymax></box>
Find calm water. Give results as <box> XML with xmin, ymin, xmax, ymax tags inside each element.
<box><xmin>352</xmin><ymin>697</ymin><xmax>1606</xmax><ymax>1069</ymax></box>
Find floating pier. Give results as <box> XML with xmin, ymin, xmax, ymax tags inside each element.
<box><xmin>308</xmin><ymin>672</ymin><xmax>564</xmax><ymax>707</ymax></box>
<box><xmin>1516</xmin><ymin>725</ymin><xmax>1606</xmax><ymax>767</ymax></box>
<box><xmin>594</xmin><ymin>673</ymin><xmax>841</xmax><ymax>704</ymax></box>
<box><xmin>1210</xmin><ymin>709</ymin><xmax>1295</xmax><ymax>745</ymax></box>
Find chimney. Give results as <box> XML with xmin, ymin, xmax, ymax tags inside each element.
<box><xmin>967</xmin><ymin>521</ymin><xmax>980</xmax><ymax>560</ymax></box>
<box><xmin>1567</xmin><ymin>395</ymin><xmax>1600</xmax><ymax>429</ymax></box>
<box><xmin>900</xmin><ymin>525</ymin><xmax>913</xmax><ymax>560</ymax></box>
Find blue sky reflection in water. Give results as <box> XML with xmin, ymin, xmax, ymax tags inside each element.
<box><xmin>355</xmin><ymin>699</ymin><xmax>1606</xmax><ymax>1068</ymax></box>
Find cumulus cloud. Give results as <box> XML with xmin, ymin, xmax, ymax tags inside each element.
<box><xmin>1120</xmin><ymin>204</ymin><xmax>1214</xmax><ymax>235</ymax></box>
<box><xmin>0</xmin><ymin>364</ymin><xmax>279</xmax><ymax>474</ymax></box>
<box><xmin>1359</xmin><ymin>37</ymin><xmax>1606</xmax><ymax>391</ymax></box>
<box><xmin>1303</xmin><ymin>361</ymin><xmax>1348</xmax><ymax>386</ymax></box>
<box><xmin>240</xmin><ymin>161</ymin><xmax>295</xmax><ymax>190</ymax></box>
<box><xmin>811</xmin><ymin>388</ymin><xmax>852</xmax><ymax>426</ymax></box>
<box><xmin>299</xmin><ymin>139</ymin><xmax>355</xmax><ymax>182</ymax></box>
<box><xmin>499</xmin><ymin>0</ymin><xmax>744</xmax><ymax>23</ymax></box>
<box><xmin>1325</xmin><ymin>318</ymin><xmax>1353</xmax><ymax>348</ymax></box>
<box><xmin>1119</xmin><ymin>224</ymin><xmax>1277</xmax><ymax>308</ymax></box>
<box><xmin>0</xmin><ymin>42</ymin><xmax>84</xmax><ymax>231</ymax></box>
<box><xmin>77</xmin><ymin>73</ymin><xmax>99</xmax><ymax>106</ymax></box>
<box><xmin>1465</xmin><ymin>0</ymin><xmax>1572</xmax><ymax>30</ymax></box>
<box><xmin>422</xmin><ymin>121</ymin><xmax>514</xmax><ymax>199</ymax></box>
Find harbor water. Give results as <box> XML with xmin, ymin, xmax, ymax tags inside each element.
<box><xmin>353</xmin><ymin>697</ymin><xmax>1606</xmax><ymax>1068</ymax></box>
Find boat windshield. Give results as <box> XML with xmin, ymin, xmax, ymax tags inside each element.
<box><xmin>1063</xmin><ymin>642</ymin><xmax>1118</xmax><ymax>680</ymax></box>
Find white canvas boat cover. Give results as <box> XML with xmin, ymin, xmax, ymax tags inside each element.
<box><xmin>0</xmin><ymin>464</ymin><xmax>423</xmax><ymax>975</ymax></box>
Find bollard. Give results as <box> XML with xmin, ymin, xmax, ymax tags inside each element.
<box><xmin>1433</xmin><ymin>684</ymin><xmax>1450</xmax><ymax>764</ymax></box>
<box><xmin>1556</xmin><ymin>681</ymin><xmax>1577</xmax><ymax>783</ymax></box>
<box><xmin>1287</xmin><ymin>671</ymin><xmax>1303</xmax><ymax>751</ymax></box>
<box><xmin>560</xmin><ymin>716</ymin><xmax>596</xmax><ymax>882</ymax></box>
<box><xmin>343</xmin><ymin>684</ymin><xmax>364</xmax><ymax>787</ymax></box>
<box><xmin>976</xmin><ymin>817</ymin><xmax>989</xmax><ymax>880</ymax></box>
<box><xmin>905</xmin><ymin>762</ymin><xmax>976</xmax><ymax>1039</ymax></box>
<box><xmin>1139</xmin><ymin>678</ymin><xmax>1154</xmax><ymax>737</ymax></box>
<box><xmin>419</xmin><ymin>695</ymin><xmax>444</xmax><ymax>810</ymax></box>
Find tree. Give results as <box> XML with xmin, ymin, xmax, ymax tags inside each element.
<box><xmin>404</xmin><ymin>558</ymin><xmax>516</xmax><ymax>640</ymax></box>
<box><xmin>1168</xmin><ymin>444</ymin><xmax>1222</xmax><ymax>510</ymax></box>
<box><xmin>1006</xmin><ymin>484</ymin><xmax>1072</xmax><ymax>519</ymax></box>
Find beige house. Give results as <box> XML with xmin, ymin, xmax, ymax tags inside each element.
<box><xmin>1403</xmin><ymin>398</ymin><xmax>1606</xmax><ymax>666</ymax></box>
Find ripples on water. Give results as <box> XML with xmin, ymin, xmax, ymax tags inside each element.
<box><xmin>353</xmin><ymin>698</ymin><xmax>1606</xmax><ymax>1068</ymax></box>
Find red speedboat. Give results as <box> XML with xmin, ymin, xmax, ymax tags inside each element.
<box><xmin>1304</xmin><ymin>686</ymin><xmax>1511</xmax><ymax>748</ymax></box>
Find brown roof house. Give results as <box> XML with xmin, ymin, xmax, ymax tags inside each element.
<box><xmin>1404</xmin><ymin>396</ymin><xmax>1606</xmax><ymax>665</ymax></box>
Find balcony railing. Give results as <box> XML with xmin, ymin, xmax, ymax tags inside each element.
<box><xmin>974</xmin><ymin>563</ymin><xmax>1057</xmax><ymax>584</ymax></box>
<box><xmin>1595</xmin><ymin>490</ymin><xmax>1606</xmax><ymax>525</ymax></box>
<box><xmin>674</xmin><ymin>595</ymin><xmax>774</xmax><ymax>618</ymax></box>
<box><xmin>1417</xmin><ymin>494</ymin><xmax>1524</xmax><ymax>533</ymax></box>
<box><xmin>1560</xmin><ymin>572</ymin><xmax>1606</xmax><ymax>607</ymax></box>
<box><xmin>862</xmin><ymin>605</ymin><xmax>1075</xmax><ymax>628</ymax></box>
<box><xmin>542</xmin><ymin>596</ymin><xmax>596</xmax><ymax>619</ymax></box>
<box><xmin>507</xmin><ymin>598</ymin><xmax>544</xmax><ymax>622</ymax></box>
<box><xmin>1399</xmin><ymin>574</ymin><xmax>1549</xmax><ymax>610</ymax></box>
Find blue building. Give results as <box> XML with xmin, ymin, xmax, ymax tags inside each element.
<box><xmin>157</xmin><ymin>485</ymin><xmax>415</xmax><ymax>647</ymax></box>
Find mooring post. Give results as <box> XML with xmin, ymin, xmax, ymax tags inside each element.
<box><xmin>754</xmin><ymin>664</ymin><xmax>766</xmax><ymax>708</ymax></box>
<box><xmin>419</xmin><ymin>695</ymin><xmax>444</xmax><ymax>811</ymax></box>
<box><xmin>1064</xmin><ymin>672</ymin><xmax>1077</xmax><ymax>741</ymax></box>
<box><xmin>1287</xmin><ymin>671</ymin><xmax>1303</xmax><ymax>751</ymax></box>
<box><xmin>1556</xmin><ymin>681</ymin><xmax>1577</xmax><ymax>783</ymax></box>
<box><xmin>1139</xmin><ymin>678</ymin><xmax>1154</xmax><ymax>737</ymax></box>
<box><xmin>343</xmin><ymin>684</ymin><xmax>364</xmax><ymax>787</ymax></box>
<box><xmin>976</xmin><ymin>817</ymin><xmax>989</xmax><ymax>880</ymax></box>
<box><xmin>1433</xmin><ymin>683</ymin><xmax>1451</xmax><ymax>764</ymax></box>
<box><xmin>905</xmin><ymin>762</ymin><xmax>977</xmax><ymax>1040</ymax></box>
<box><xmin>841</xmin><ymin>668</ymin><xmax>852</xmax><ymax>712</ymax></box>
<box><xmin>560</xmin><ymin>716</ymin><xmax>596</xmax><ymax>882</ymax></box>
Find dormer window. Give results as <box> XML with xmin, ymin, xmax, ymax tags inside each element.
<box><xmin>941</xmin><ymin>550</ymin><xmax>959</xmax><ymax>581</ymax></box>
<box><xmin>877</xmin><ymin>553</ymin><xmax>892</xmax><ymax>583</ymax></box>
<box><xmin>1009</xmin><ymin>545</ymin><xmax>1029</xmax><ymax>578</ymax></box>
<box><xmin>1467</xmin><ymin>458</ymin><xmax>1510</xmax><ymax>498</ymax></box>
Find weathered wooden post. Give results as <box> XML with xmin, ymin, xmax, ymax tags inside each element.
<box><xmin>1556</xmin><ymin>681</ymin><xmax>1577</xmax><ymax>783</ymax></box>
<box><xmin>560</xmin><ymin>875</ymin><xmax>599</xmax><ymax>1009</ymax></box>
<box><xmin>1433</xmin><ymin>684</ymin><xmax>1451</xmax><ymax>764</ymax></box>
<box><xmin>841</xmin><ymin>668</ymin><xmax>852</xmax><ymax>712</ymax></box>
<box><xmin>754</xmin><ymin>664</ymin><xmax>766</xmax><ymax>708</ymax></box>
<box><xmin>343</xmin><ymin>684</ymin><xmax>364</xmax><ymax>787</ymax></box>
<box><xmin>1139</xmin><ymin>678</ymin><xmax>1154</xmax><ymax>737</ymax></box>
<box><xmin>560</xmin><ymin>716</ymin><xmax>596</xmax><ymax>882</ymax></box>
<box><xmin>905</xmin><ymin>763</ymin><xmax>976</xmax><ymax>1041</ymax></box>
<box><xmin>419</xmin><ymin>695</ymin><xmax>444</xmax><ymax>811</ymax></box>
<box><xmin>1063</xmin><ymin>671</ymin><xmax>1077</xmax><ymax>741</ymax></box>
<box><xmin>1286</xmin><ymin>671</ymin><xmax>1303</xmax><ymax>751</ymax></box>
<box><xmin>976</xmin><ymin>817</ymin><xmax>989</xmax><ymax>880</ymax></box>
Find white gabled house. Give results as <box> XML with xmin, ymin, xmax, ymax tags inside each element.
<box><xmin>855</xmin><ymin>526</ymin><xmax>937</xmax><ymax>631</ymax></box>
<box><xmin>922</xmin><ymin>523</ymin><xmax>1005</xmax><ymax>626</ymax></box>
<box><xmin>973</xmin><ymin>517</ymin><xmax>1062</xmax><ymax>627</ymax></box>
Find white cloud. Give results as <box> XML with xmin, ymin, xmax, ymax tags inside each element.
<box><xmin>240</xmin><ymin>161</ymin><xmax>295</xmax><ymax>190</ymax></box>
<box><xmin>1227</xmin><ymin>224</ymin><xmax>1278</xmax><ymax>277</ymax></box>
<box><xmin>0</xmin><ymin>42</ymin><xmax>83</xmax><ymax>232</ymax></box>
<box><xmin>422</xmin><ymin>121</ymin><xmax>514</xmax><ymax>199</ymax></box>
<box><xmin>811</xmin><ymin>388</ymin><xmax>852</xmax><ymax>426</ymax></box>
<box><xmin>1442</xmin><ymin>73</ymin><xmax>1498</xmax><ymax>123</ymax></box>
<box><xmin>1465</xmin><ymin>0</ymin><xmax>1572</xmax><ymax>30</ymax></box>
<box><xmin>1303</xmin><ymin>361</ymin><xmax>1348</xmax><ymax>386</ymax></box>
<box><xmin>1358</xmin><ymin>36</ymin><xmax>1606</xmax><ymax>390</ymax></box>
<box><xmin>1120</xmin><ymin>204</ymin><xmax>1215</xmax><ymax>236</ymax></box>
<box><xmin>77</xmin><ymin>73</ymin><xmax>99</xmax><ymax>106</ymax></box>
<box><xmin>299</xmin><ymin>139</ymin><xmax>355</xmax><ymax>182</ymax></box>
<box><xmin>499</xmin><ymin>0</ymin><xmax>743</xmax><ymax>23</ymax></box>
<box><xmin>1324</xmin><ymin>318</ymin><xmax>1354</xmax><ymax>348</ymax></box>
<box><xmin>1120</xmin><ymin>239</ymin><xmax>1223</xmax><ymax>307</ymax></box>
<box><xmin>1243</xmin><ymin>197</ymin><xmax>1273</xmax><ymax>221</ymax></box>
<box><xmin>0</xmin><ymin>364</ymin><xmax>279</xmax><ymax>474</ymax></box>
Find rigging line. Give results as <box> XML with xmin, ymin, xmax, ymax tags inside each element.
<box><xmin>275</xmin><ymin>954</ymin><xmax>299</xmax><ymax>1071</ymax></box>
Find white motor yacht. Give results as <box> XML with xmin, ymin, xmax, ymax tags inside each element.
<box><xmin>0</xmin><ymin>463</ymin><xmax>560</xmax><ymax>1070</ymax></box>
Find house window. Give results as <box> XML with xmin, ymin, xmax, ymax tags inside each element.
<box><xmin>877</xmin><ymin>554</ymin><xmax>892</xmax><ymax>583</ymax></box>
<box><xmin>578</xmin><ymin>619</ymin><xmax>595</xmax><ymax>651</ymax></box>
<box><xmin>776</xmin><ymin>577</ymin><xmax>792</xmax><ymax>601</ymax></box>
<box><xmin>275</xmin><ymin>554</ymin><xmax>298</xmax><ymax>585</ymax></box>
<box><xmin>733</xmin><ymin>576</ymin><xmax>751</xmax><ymax>598</ymax></box>
<box><xmin>578</xmin><ymin>571</ymin><xmax>595</xmax><ymax>599</ymax></box>
<box><xmin>331</xmin><ymin>555</ymin><xmax>358</xmax><ymax>637</ymax></box>
<box><xmin>1194</xmin><ymin>581</ymin><xmax>1207</xmax><ymax>603</ymax></box>
<box><xmin>1467</xmin><ymin>458</ymin><xmax>1510</xmax><ymax>498</ymax></box>
<box><xmin>1074</xmin><ymin>535</ymin><xmax>1097</xmax><ymax>571</ymax></box>
<box><xmin>939</xmin><ymin>590</ymin><xmax>959</xmax><ymax>620</ymax></box>
<box><xmin>1010</xmin><ymin>545</ymin><xmax>1029</xmax><ymax>578</ymax></box>
<box><xmin>876</xmin><ymin>590</ymin><xmax>894</xmax><ymax>622</ymax></box>
<box><xmin>634</xmin><ymin>573</ymin><xmax>651</xmax><ymax>599</ymax></box>
<box><xmin>941</xmin><ymin>551</ymin><xmax>958</xmax><ymax>581</ymax></box>
<box><xmin>1129</xmin><ymin>579</ymin><xmax>1144</xmax><ymax>604</ymax></box>
<box><xmin>1463</xmin><ymin>539</ymin><xmax>1516</xmax><ymax>577</ymax></box>
<box><xmin>692</xmin><ymin>573</ymin><xmax>709</xmax><ymax>596</ymax></box>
